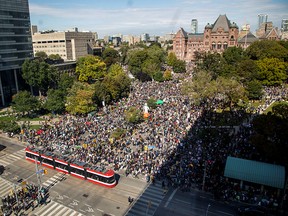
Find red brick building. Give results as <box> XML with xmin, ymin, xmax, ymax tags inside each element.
<box><xmin>173</xmin><ymin>14</ymin><xmax>239</xmax><ymax>61</ymax></box>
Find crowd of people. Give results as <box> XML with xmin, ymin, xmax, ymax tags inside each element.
<box><xmin>1</xmin><ymin>184</ymin><xmax>48</xmax><ymax>216</ymax></box>
<box><xmin>19</xmin><ymin>77</ymin><xmax>288</xmax><ymax>211</ymax></box>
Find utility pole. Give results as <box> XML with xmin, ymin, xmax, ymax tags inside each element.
<box><xmin>35</xmin><ymin>158</ymin><xmax>42</xmax><ymax>201</ymax></box>
<box><xmin>205</xmin><ymin>203</ymin><xmax>211</xmax><ymax>216</ymax></box>
<box><xmin>202</xmin><ymin>160</ymin><xmax>207</xmax><ymax>191</ymax></box>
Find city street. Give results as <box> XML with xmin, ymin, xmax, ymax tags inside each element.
<box><xmin>0</xmin><ymin>137</ymin><xmax>149</xmax><ymax>216</ymax></box>
<box><xmin>154</xmin><ymin>188</ymin><xmax>238</xmax><ymax>216</ymax></box>
<box><xmin>1</xmin><ymin>137</ymin><xmax>238</xmax><ymax>216</ymax></box>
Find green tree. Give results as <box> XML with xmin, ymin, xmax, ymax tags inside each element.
<box><xmin>147</xmin><ymin>98</ymin><xmax>157</xmax><ymax>109</ymax></box>
<box><xmin>173</xmin><ymin>59</ymin><xmax>186</xmax><ymax>73</ymax></box>
<box><xmin>102</xmin><ymin>47</ymin><xmax>120</xmax><ymax>67</ymax></box>
<box><xmin>127</xmin><ymin>49</ymin><xmax>147</xmax><ymax>76</ymax></box>
<box><xmin>216</xmin><ymin>77</ymin><xmax>247</xmax><ymax>109</ymax></box>
<box><xmin>22</xmin><ymin>59</ymin><xmax>58</xmax><ymax>95</ymax></box>
<box><xmin>119</xmin><ymin>44</ymin><xmax>130</xmax><ymax>64</ymax></box>
<box><xmin>12</xmin><ymin>91</ymin><xmax>40</xmax><ymax>116</ymax></box>
<box><xmin>272</xmin><ymin>101</ymin><xmax>288</xmax><ymax>119</ymax></box>
<box><xmin>35</xmin><ymin>51</ymin><xmax>48</xmax><ymax>59</ymax></box>
<box><xmin>94</xmin><ymin>81</ymin><xmax>111</xmax><ymax>107</ymax></box>
<box><xmin>256</xmin><ymin>57</ymin><xmax>287</xmax><ymax>86</ymax></box>
<box><xmin>163</xmin><ymin>69</ymin><xmax>172</xmax><ymax>81</ymax></box>
<box><xmin>251</xmin><ymin>113</ymin><xmax>288</xmax><ymax>166</ymax></box>
<box><xmin>124</xmin><ymin>106</ymin><xmax>143</xmax><ymax>124</ymax></box>
<box><xmin>44</xmin><ymin>89</ymin><xmax>65</xmax><ymax>114</ymax></box>
<box><xmin>181</xmin><ymin>70</ymin><xmax>216</xmax><ymax>104</ymax></box>
<box><xmin>167</xmin><ymin>52</ymin><xmax>177</xmax><ymax>66</ymax></box>
<box><xmin>103</xmin><ymin>64</ymin><xmax>131</xmax><ymax>101</ymax></box>
<box><xmin>198</xmin><ymin>52</ymin><xmax>222</xmax><ymax>78</ymax></box>
<box><xmin>237</xmin><ymin>59</ymin><xmax>259</xmax><ymax>83</ymax></box>
<box><xmin>65</xmin><ymin>82</ymin><xmax>96</xmax><ymax>115</ymax></box>
<box><xmin>76</xmin><ymin>55</ymin><xmax>107</xmax><ymax>83</ymax></box>
<box><xmin>48</xmin><ymin>54</ymin><xmax>62</xmax><ymax>60</ymax></box>
<box><xmin>146</xmin><ymin>44</ymin><xmax>166</xmax><ymax>65</ymax></box>
<box><xmin>153</xmin><ymin>71</ymin><xmax>164</xmax><ymax>82</ymax></box>
<box><xmin>58</xmin><ymin>73</ymin><xmax>75</xmax><ymax>93</ymax></box>
<box><xmin>245</xmin><ymin>80</ymin><xmax>263</xmax><ymax>100</ymax></box>
<box><xmin>142</xmin><ymin>59</ymin><xmax>160</xmax><ymax>79</ymax></box>
<box><xmin>246</xmin><ymin>40</ymin><xmax>288</xmax><ymax>61</ymax></box>
<box><xmin>222</xmin><ymin>46</ymin><xmax>245</xmax><ymax>65</ymax></box>
<box><xmin>0</xmin><ymin>120</ymin><xmax>20</xmax><ymax>133</ymax></box>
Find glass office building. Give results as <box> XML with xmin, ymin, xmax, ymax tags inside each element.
<box><xmin>0</xmin><ymin>0</ymin><xmax>33</xmax><ymax>106</ymax></box>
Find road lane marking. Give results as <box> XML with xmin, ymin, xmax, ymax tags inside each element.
<box><xmin>164</xmin><ymin>188</ymin><xmax>177</xmax><ymax>207</ymax></box>
<box><xmin>216</xmin><ymin>210</ymin><xmax>234</xmax><ymax>216</ymax></box>
<box><xmin>175</xmin><ymin>198</ymin><xmax>190</xmax><ymax>205</ymax></box>
<box><xmin>97</xmin><ymin>208</ymin><xmax>104</xmax><ymax>212</ymax></box>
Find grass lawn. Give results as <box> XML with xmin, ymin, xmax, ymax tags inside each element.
<box><xmin>29</xmin><ymin>125</ymin><xmax>42</xmax><ymax>130</ymax></box>
<box><xmin>263</xmin><ymin>101</ymin><xmax>280</xmax><ymax>114</ymax></box>
<box><xmin>0</xmin><ymin>116</ymin><xmax>44</xmax><ymax>122</ymax></box>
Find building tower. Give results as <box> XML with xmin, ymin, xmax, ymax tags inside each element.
<box><xmin>258</xmin><ymin>14</ymin><xmax>268</xmax><ymax>29</ymax></box>
<box><xmin>281</xmin><ymin>19</ymin><xmax>288</xmax><ymax>32</ymax></box>
<box><xmin>31</xmin><ymin>25</ymin><xmax>38</xmax><ymax>35</ymax></box>
<box><xmin>0</xmin><ymin>0</ymin><xmax>33</xmax><ymax>106</ymax></box>
<box><xmin>191</xmin><ymin>19</ymin><xmax>198</xmax><ymax>34</ymax></box>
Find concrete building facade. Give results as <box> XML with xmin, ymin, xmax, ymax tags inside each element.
<box><xmin>0</xmin><ymin>0</ymin><xmax>33</xmax><ymax>106</ymax></box>
<box><xmin>173</xmin><ymin>14</ymin><xmax>239</xmax><ymax>62</ymax></box>
<box><xmin>32</xmin><ymin>29</ymin><xmax>94</xmax><ymax>61</ymax></box>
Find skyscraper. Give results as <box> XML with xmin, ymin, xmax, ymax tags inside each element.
<box><xmin>191</xmin><ymin>19</ymin><xmax>198</xmax><ymax>34</ymax></box>
<box><xmin>281</xmin><ymin>19</ymin><xmax>288</xmax><ymax>31</ymax></box>
<box><xmin>0</xmin><ymin>0</ymin><xmax>33</xmax><ymax>106</ymax></box>
<box><xmin>258</xmin><ymin>14</ymin><xmax>268</xmax><ymax>29</ymax></box>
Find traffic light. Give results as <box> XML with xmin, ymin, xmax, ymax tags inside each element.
<box><xmin>43</xmin><ymin>169</ymin><xmax>48</xmax><ymax>175</ymax></box>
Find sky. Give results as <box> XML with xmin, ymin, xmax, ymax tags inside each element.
<box><xmin>28</xmin><ymin>0</ymin><xmax>288</xmax><ymax>38</ymax></box>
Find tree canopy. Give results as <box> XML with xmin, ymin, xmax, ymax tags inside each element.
<box><xmin>65</xmin><ymin>82</ymin><xmax>96</xmax><ymax>115</ymax></box>
<box><xmin>256</xmin><ymin>57</ymin><xmax>287</xmax><ymax>86</ymax></box>
<box><xmin>246</xmin><ymin>40</ymin><xmax>288</xmax><ymax>61</ymax></box>
<box><xmin>44</xmin><ymin>89</ymin><xmax>65</xmax><ymax>114</ymax></box>
<box><xmin>102</xmin><ymin>47</ymin><xmax>120</xmax><ymax>68</ymax></box>
<box><xmin>12</xmin><ymin>91</ymin><xmax>40</xmax><ymax>116</ymax></box>
<box><xmin>21</xmin><ymin>59</ymin><xmax>58</xmax><ymax>95</ymax></box>
<box><xmin>76</xmin><ymin>55</ymin><xmax>107</xmax><ymax>83</ymax></box>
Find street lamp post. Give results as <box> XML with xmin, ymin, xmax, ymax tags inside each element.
<box><xmin>205</xmin><ymin>203</ymin><xmax>211</xmax><ymax>216</ymax></box>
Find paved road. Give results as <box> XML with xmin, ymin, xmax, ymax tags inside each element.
<box><xmin>1</xmin><ymin>137</ymin><xmax>239</xmax><ymax>216</ymax></box>
<box><xmin>0</xmin><ymin>137</ymin><xmax>149</xmax><ymax>216</ymax></box>
<box><xmin>153</xmin><ymin>188</ymin><xmax>238</xmax><ymax>216</ymax></box>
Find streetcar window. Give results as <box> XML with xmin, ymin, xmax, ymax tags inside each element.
<box><xmin>106</xmin><ymin>176</ymin><xmax>115</xmax><ymax>183</ymax></box>
<box><xmin>70</xmin><ymin>166</ymin><xmax>84</xmax><ymax>176</ymax></box>
<box><xmin>54</xmin><ymin>161</ymin><xmax>68</xmax><ymax>171</ymax></box>
<box><xmin>26</xmin><ymin>152</ymin><xmax>40</xmax><ymax>161</ymax></box>
<box><xmin>42</xmin><ymin>158</ymin><xmax>53</xmax><ymax>166</ymax></box>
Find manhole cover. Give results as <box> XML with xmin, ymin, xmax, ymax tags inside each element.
<box><xmin>83</xmin><ymin>194</ymin><xmax>89</xmax><ymax>198</ymax></box>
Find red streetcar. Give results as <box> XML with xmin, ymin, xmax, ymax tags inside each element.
<box><xmin>25</xmin><ymin>147</ymin><xmax>117</xmax><ymax>188</ymax></box>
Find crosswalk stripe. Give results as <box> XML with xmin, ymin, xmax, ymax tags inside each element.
<box><xmin>54</xmin><ymin>207</ymin><xmax>67</xmax><ymax>216</ymax></box>
<box><xmin>0</xmin><ymin>187</ymin><xmax>11</xmax><ymax>196</ymax></box>
<box><xmin>69</xmin><ymin>212</ymin><xmax>78</xmax><ymax>216</ymax></box>
<box><xmin>62</xmin><ymin>209</ymin><xmax>74</xmax><ymax>216</ymax></box>
<box><xmin>33</xmin><ymin>200</ymin><xmax>83</xmax><ymax>216</ymax></box>
<box><xmin>126</xmin><ymin>183</ymin><xmax>165</xmax><ymax>216</ymax></box>
<box><xmin>35</xmin><ymin>201</ymin><xmax>58</xmax><ymax>215</ymax></box>
<box><xmin>42</xmin><ymin>182</ymin><xmax>49</xmax><ymax>187</ymax></box>
<box><xmin>7</xmin><ymin>154</ymin><xmax>21</xmax><ymax>160</ymax></box>
<box><xmin>44</xmin><ymin>204</ymin><xmax>62</xmax><ymax>216</ymax></box>
<box><xmin>0</xmin><ymin>160</ymin><xmax>9</xmax><ymax>166</ymax></box>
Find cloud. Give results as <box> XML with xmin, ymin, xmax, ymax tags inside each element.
<box><xmin>29</xmin><ymin>0</ymin><xmax>288</xmax><ymax>37</ymax></box>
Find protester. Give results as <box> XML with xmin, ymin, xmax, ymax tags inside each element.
<box><xmin>21</xmin><ymin>78</ymin><xmax>287</xmax><ymax>211</ymax></box>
